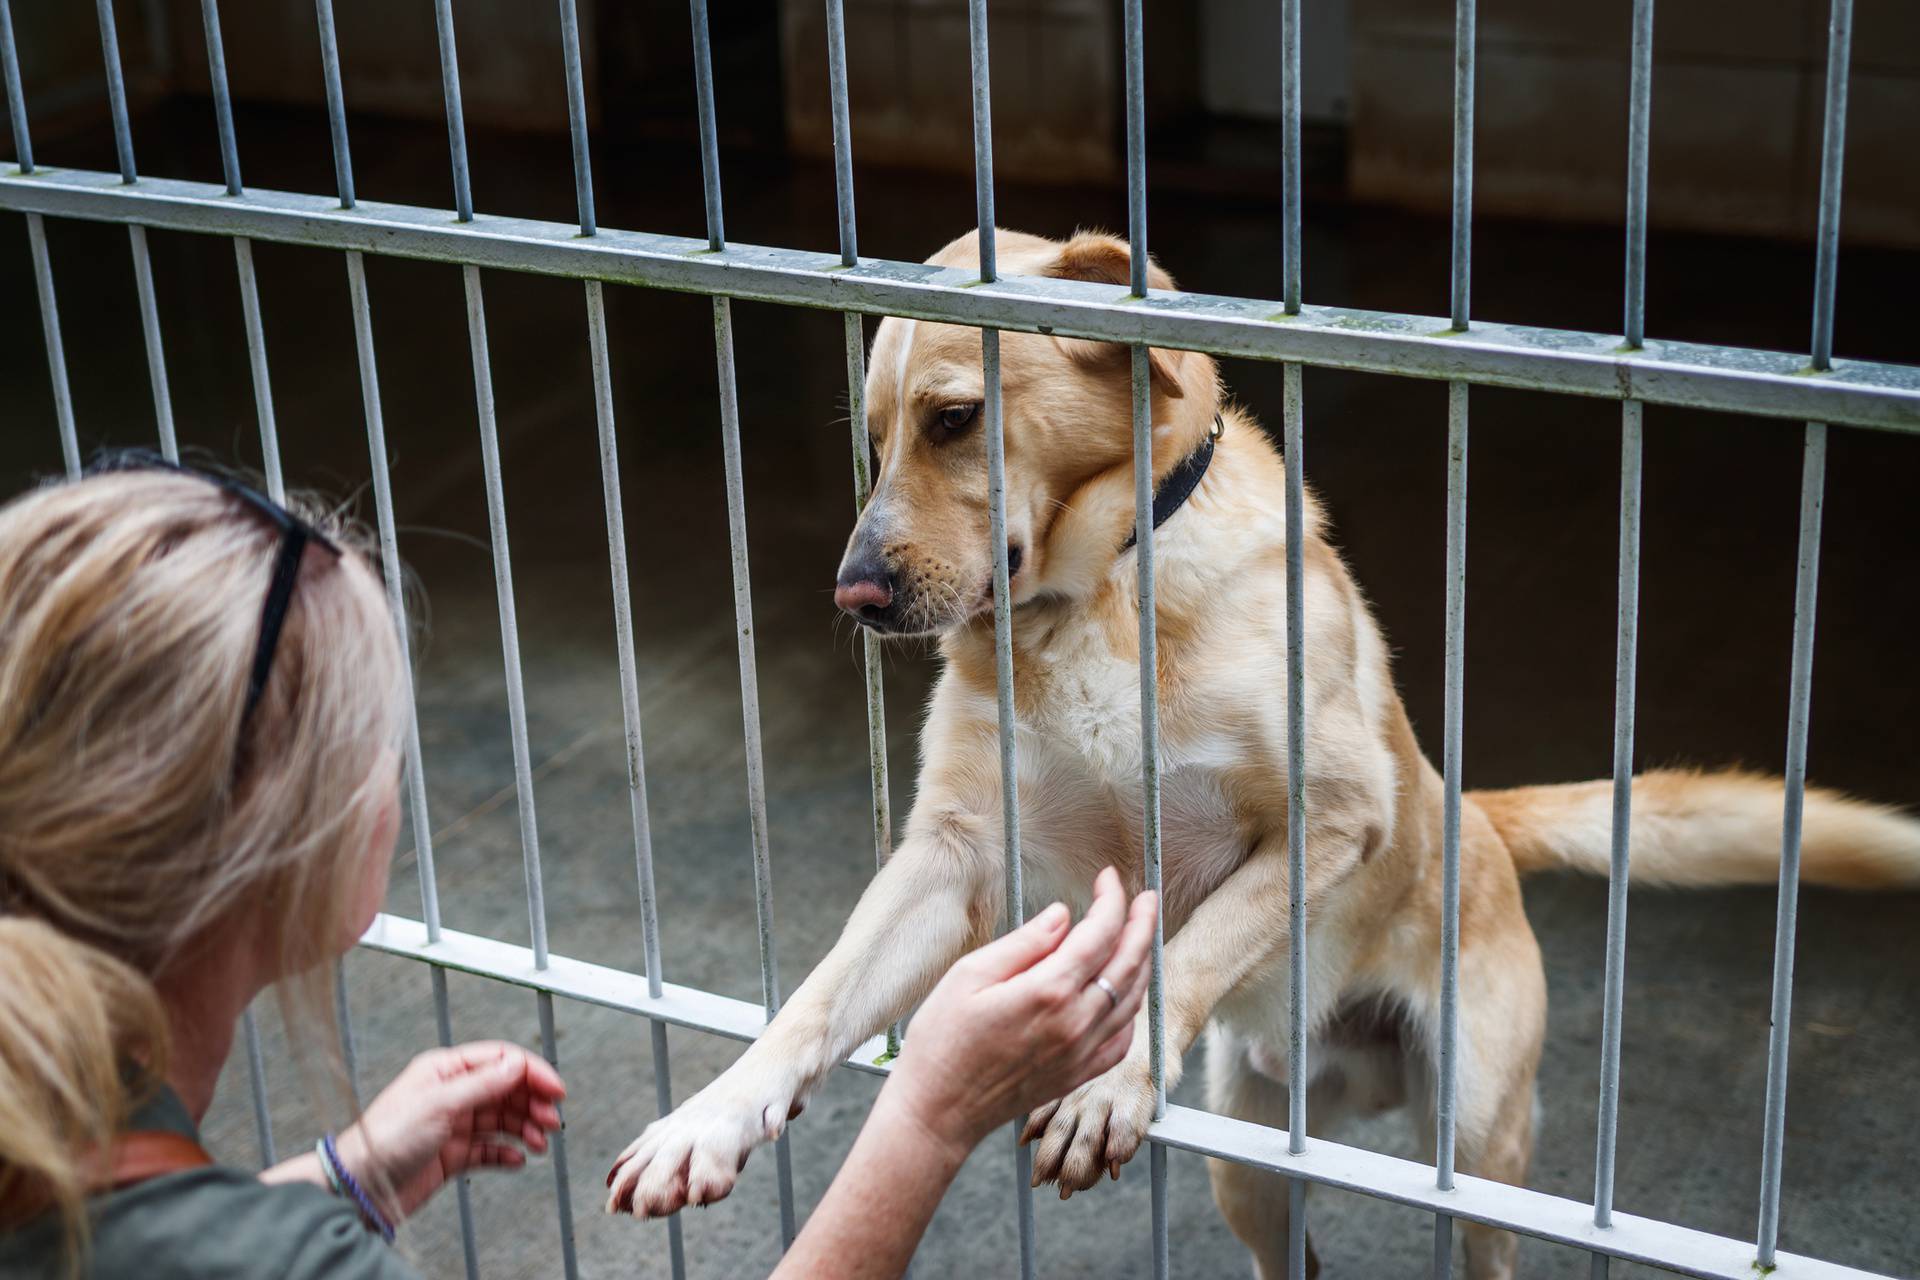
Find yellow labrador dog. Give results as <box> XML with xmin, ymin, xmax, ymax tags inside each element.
<box><xmin>609</xmin><ymin>229</ymin><xmax>1920</xmax><ymax>1277</ymax></box>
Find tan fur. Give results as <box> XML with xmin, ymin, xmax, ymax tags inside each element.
<box><xmin>609</xmin><ymin>230</ymin><xmax>1920</xmax><ymax>1276</ymax></box>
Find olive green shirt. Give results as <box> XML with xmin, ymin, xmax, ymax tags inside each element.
<box><xmin>0</xmin><ymin>1087</ymin><xmax>422</xmax><ymax>1280</ymax></box>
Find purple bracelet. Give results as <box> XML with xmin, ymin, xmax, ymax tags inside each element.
<box><xmin>321</xmin><ymin>1133</ymin><xmax>396</xmax><ymax>1244</ymax></box>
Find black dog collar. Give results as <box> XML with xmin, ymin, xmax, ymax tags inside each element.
<box><xmin>1121</xmin><ymin>413</ymin><xmax>1226</xmax><ymax>553</ymax></box>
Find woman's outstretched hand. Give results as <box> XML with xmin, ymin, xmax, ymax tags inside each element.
<box><xmin>337</xmin><ymin>1041</ymin><xmax>567</xmax><ymax>1221</ymax></box>
<box><xmin>769</xmin><ymin>866</ymin><xmax>1157</xmax><ymax>1280</ymax></box>
<box><xmin>887</xmin><ymin>866</ymin><xmax>1158</xmax><ymax>1163</ymax></box>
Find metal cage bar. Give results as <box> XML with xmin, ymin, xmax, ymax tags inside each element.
<box><xmin>308</xmin><ymin>3</ymin><xmax>481</xmax><ymax>1267</ymax></box>
<box><xmin>1590</xmin><ymin>0</ymin><xmax>1654</xmax><ymax>1272</ymax></box>
<box><xmin>555</xmin><ymin>2</ymin><xmax>686</xmax><ymax>1268</ymax></box>
<box><xmin>93</xmin><ymin>0</ymin><xmax>178</xmax><ymax>461</ymax></box>
<box><xmin>962</xmin><ymin>1</ymin><xmax>1036</xmax><ymax>1272</ymax></box>
<box><xmin>821</xmin><ymin>0</ymin><xmax>900</xmax><ymax>1063</ymax></box>
<box><xmin>686</xmin><ymin>0</ymin><xmax>799</xmax><ymax>1245</ymax></box>
<box><xmin>1434</xmin><ymin>0</ymin><xmax>1476</xmax><ymax>1273</ymax></box>
<box><xmin>1756</xmin><ymin>2</ymin><xmax>1853</xmax><ymax>1261</ymax></box>
<box><xmin>427</xmin><ymin>7</ymin><xmax>579</xmax><ymax>1271</ymax></box>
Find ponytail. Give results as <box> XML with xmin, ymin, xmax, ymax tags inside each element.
<box><xmin>0</xmin><ymin>918</ymin><xmax>169</xmax><ymax>1267</ymax></box>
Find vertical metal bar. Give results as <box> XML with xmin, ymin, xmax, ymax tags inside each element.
<box><xmin>25</xmin><ymin>215</ymin><xmax>80</xmax><ymax>479</ymax></box>
<box><xmin>319</xmin><ymin>1</ymin><xmax>471</xmax><ymax>1253</ymax></box>
<box><xmin>333</xmin><ymin>960</ymin><xmax>362</xmax><ymax>1110</ymax></box>
<box><xmin>93</xmin><ymin>0</ymin><xmax>177</xmax><ymax>460</ymax></box>
<box><xmin>233</xmin><ymin>241</ymin><xmax>282</xmax><ymax>486</ymax></box>
<box><xmin>684</xmin><ymin>0</ymin><xmax>795</xmax><ymax>1244</ymax></box>
<box><xmin>199</xmin><ymin>0</ymin><xmax>241</xmax><ymax>195</ymax></box>
<box><xmin>1589</xmin><ymin>406</ymin><xmax>1643</xmax><ymax>1274</ymax></box>
<box><xmin>585</xmin><ymin>280</ymin><xmax>688</xmax><ymax>1280</ymax></box>
<box><xmin>966</xmin><ymin>2</ymin><xmax>1031</xmax><ymax>1271</ymax></box>
<box><xmin>240</xmin><ymin>1006</ymin><xmax>276</xmax><ymax>1166</ymax></box>
<box><xmin>823</xmin><ymin>0</ymin><xmax>899</xmax><ymax>1061</ymax></box>
<box><xmin>1280</xmin><ymin>3</ymin><xmax>1309</xmax><ymax>1276</ymax></box>
<box><xmin>1435</xmin><ymin>0</ymin><xmax>1475</xmax><ymax>1270</ymax></box>
<box><xmin>0</xmin><ymin>0</ymin><xmax>31</xmax><ymax>174</ymax></box>
<box><xmin>432</xmin><ymin>966</ymin><xmax>483</xmax><ymax>1280</ymax></box>
<box><xmin>94</xmin><ymin>0</ymin><xmax>136</xmax><ymax>183</ymax></box>
<box><xmin>1757</xmin><ymin>6</ymin><xmax>1849</xmax><ymax>1266</ymax></box>
<box><xmin>537</xmin><ymin>990</ymin><xmax>579</xmax><ymax>1278</ymax></box>
<box><xmin>431</xmin><ymin>0</ymin><xmax>473</xmax><ymax>223</ymax></box>
<box><xmin>1448</xmin><ymin>0</ymin><xmax>1476</xmax><ymax>334</ymax></box>
<box><xmin>1120</xmin><ymin>5</ymin><xmax>1169</xmax><ymax>1278</ymax></box>
<box><xmin>689</xmin><ymin>0</ymin><xmax>724</xmax><ymax>250</ymax></box>
<box><xmin>314</xmin><ymin>0</ymin><xmax>355</xmax><ymax>208</ymax></box>
<box><xmin>1282</xmin><ymin>359</ymin><xmax>1309</xmax><ymax>1280</ymax></box>
<box><xmin>1281</xmin><ymin>0</ymin><xmax>1302</xmax><ymax>315</ymax></box>
<box><xmin>966</xmin><ymin>0</ymin><xmax>997</xmax><ymax>281</ymax></box>
<box><xmin>557</xmin><ymin>0</ymin><xmax>595</xmax><ymax>237</ymax></box>
<box><xmin>128</xmin><ymin>226</ymin><xmax>178</xmax><ymax>460</ymax></box>
<box><xmin>1433</xmin><ymin>381</ymin><xmax>1468</xmax><ymax>1278</ymax></box>
<box><xmin>1591</xmin><ymin>6</ymin><xmax>1654</xmax><ymax>1276</ymax></box>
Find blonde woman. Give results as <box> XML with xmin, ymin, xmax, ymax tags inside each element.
<box><xmin>0</xmin><ymin>458</ymin><xmax>1155</xmax><ymax>1280</ymax></box>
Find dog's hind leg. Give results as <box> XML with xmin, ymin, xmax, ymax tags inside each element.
<box><xmin>1206</xmin><ymin>1024</ymin><xmax>1334</xmax><ymax>1279</ymax></box>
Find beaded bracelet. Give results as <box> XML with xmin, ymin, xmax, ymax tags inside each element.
<box><xmin>318</xmin><ymin>1133</ymin><xmax>397</xmax><ymax>1244</ymax></box>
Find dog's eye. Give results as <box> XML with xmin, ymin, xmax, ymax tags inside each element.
<box><xmin>937</xmin><ymin>403</ymin><xmax>981</xmax><ymax>434</ymax></box>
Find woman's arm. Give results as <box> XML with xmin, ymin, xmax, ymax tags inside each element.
<box><xmin>773</xmin><ymin>867</ymin><xmax>1156</xmax><ymax>1279</ymax></box>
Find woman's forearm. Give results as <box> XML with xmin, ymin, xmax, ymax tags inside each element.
<box><xmin>771</xmin><ymin>1082</ymin><xmax>974</xmax><ymax>1280</ymax></box>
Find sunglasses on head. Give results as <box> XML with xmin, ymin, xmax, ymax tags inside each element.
<box><xmin>85</xmin><ymin>449</ymin><xmax>344</xmax><ymax>729</ymax></box>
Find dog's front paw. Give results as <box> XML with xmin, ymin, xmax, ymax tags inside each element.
<box><xmin>605</xmin><ymin>1077</ymin><xmax>798</xmax><ymax>1218</ymax></box>
<box><xmin>1020</xmin><ymin>1059</ymin><xmax>1157</xmax><ymax>1197</ymax></box>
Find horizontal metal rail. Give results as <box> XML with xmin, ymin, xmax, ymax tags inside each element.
<box><xmin>3</xmin><ymin>167</ymin><xmax>1917</xmax><ymax>434</ymax></box>
<box><xmin>360</xmin><ymin>912</ymin><xmax>1890</xmax><ymax>1280</ymax></box>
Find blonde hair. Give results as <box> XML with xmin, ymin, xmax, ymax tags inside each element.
<box><xmin>0</xmin><ymin>467</ymin><xmax>406</xmax><ymax>1261</ymax></box>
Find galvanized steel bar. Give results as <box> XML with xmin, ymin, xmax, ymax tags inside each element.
<box><xmin>1434</xmin><ymin>380</ymin><xmax>1469</xmax><ymax>1276</ymax></box>
<box><xmin>1591</xmin><ymin>5</ymin><xmax>1654</xmax><ymax>1272</ymax></box>
<box><xmin>1758</xmin><ymin>0</ymin><xmax>1850</xmax><ymax>1263</ymax></box>
<box><xmin>1449</xmin><ymin>0</ymin><xmax>1475</xmax><ymax>333</ymax></box>
<box><xmin>6</xmin><ymin>173</ymin><xmax>1919</xmax><ymax>432</ymax></box>
<box><xmin>587</xmin><ymin>276</ymin><xmax>687</xmax><ymax>1274</ymax></box>
<box><xmin>966</xmin><ymin>1</ymin><xmax>1033</xmax><ymax>1269</ymax></box>
<box><xmin>24</xmin><ymin>214</ymin><xmax>79</xmax><ymax>478</ymax></box>
<box><xmin>1281</xmin><ymin>0</ymin><xmax>1301</xmax><ymax>314</ymax></box>
<box><xmin>823</xmin><ymin>0</ymin><xmax>899</xmax><ymax>1059</ymax></box>
<box><xmin>314</xmin><ymin>0</ymin><xmax>355</xmax><ymax>208</ymax></box>
<box><xmin>1590</xmin><ymin>404</ymin><xmax>1642</xmax><ymax>1250</ymax></box>
<box><xmin>232</xmin><ymin>238</ymin><xmax>282</xmax><ymax>485</ymax></box>
<box><xmin>557</xmin><ymin>0</ymin><xmax>595</xmax><ymax>237</ymax></box>
<box><xmin>1756</xmin><ymin>423</ymin><xmax>1827</xmax><ymax>1267</ymax></box>
<box><xmin>433</xmin><ymin>966</ymin><xmax>483</xmax><ymax>1280</ymax></box>
<box><xmin>1282</xmin><ymin>360</ymin><xmax>1309</xmax><ymax>1280</ymax></box>
<box><xmin>240</xmin><ymin>1006</ymin><xmax>276</xmax><ymax>1166</ymax></box>
<box><xmin>199</xmin><ymin>0</ymin><xmax>240</xmax><ymax>195</ymax></box>
<box><xmin>690</xmin><ymin>0</ymin><xmax>723</xmax><ymax>251</ymax></box>
<box><xmin>0</xmin><ymin>0</ymin><xmax>30</xmax><ymax>173</ymax></box>
<box><xmin>685</xmin><ymin>0</ymin><xmax>796</xmax><ymax>1242</ymax></box>
<box><xmin>334</xmin><ymin>960</ymin><xmax>362</xmax><ymax>1109</ymax></box>
<box><xmin>128</xmin><ymin>225</ymin><xmax>178</xmax><ymax>460</ymax></box>
<box><xmin>1622</xmin><ymin>0</ymin><xmax>1654</xmax><ymax>349</ymax></box>
<box><xmin>93</xmin><ymin>0</ymin><xmax>136</xmax><ymax>183</ymax></box>
<box><xmin>712</xmin><ymin>292</ymin><xmax>798</xmax><ymax>1245</ymax></box>
<box><xmin>92</xmin><ymin>0</ymin><xmax>178</xmax><ymax>460</ymax></box>
<box><xmin>432</xmin><ymin>0</ymin><xmax>474</xmax><ymax>223</ymax></box>
<box><xmin>537</xmin><ymin>989</ymin><xmax>580</xmax><ymax>1278</ymax></box>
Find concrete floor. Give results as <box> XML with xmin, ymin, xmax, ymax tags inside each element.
<box><xmin>4</xmin><ymin>101</ymin><xmax>1920</xmax><ymax>1279</ymax></box>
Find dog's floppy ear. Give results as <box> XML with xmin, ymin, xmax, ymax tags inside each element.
<box><xmin>1044</xmin><ymin>231</ymin><xmax>1186</xmax><ymax>399</ymax></box>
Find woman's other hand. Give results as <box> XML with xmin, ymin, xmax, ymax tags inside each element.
<box><xmin>337</xmin><ymin>1041</ymin><xmax>567</xmax><ymax>1220</ymax></box>
<box><xmin>886</xmin><ymin>866</ymin><xmax>1157</xmax><ymax>1163</ymax></box>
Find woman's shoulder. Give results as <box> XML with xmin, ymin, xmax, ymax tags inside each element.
<box><xmin>0</xmin><ymin>1166</ymin><xmax>424</xmax><ymax>1280</ymax></box>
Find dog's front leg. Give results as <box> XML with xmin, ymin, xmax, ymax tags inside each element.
<box><xmin>607</xmin><ymin>803</ymin><xmax>1000</xmax><ymax>1217</ymax></box>
<box><xmin>1023</xmin><ymin>832</ymin><xmax>1363</xmax><ymax>1195</ymax></box>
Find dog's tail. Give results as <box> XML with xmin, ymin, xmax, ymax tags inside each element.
<box><xmin>1472</xmin><ymin>767</ymin><xmax>1920</xmax><ymax>889</ymax></box>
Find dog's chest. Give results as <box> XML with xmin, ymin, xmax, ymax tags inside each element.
<box><xmin>1016</xmin><ymin>620</ymin><xmax>1252</xmax><ymax>918</ymax></box>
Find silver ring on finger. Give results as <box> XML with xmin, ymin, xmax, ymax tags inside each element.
<box><xmin>1092</xmin><ymin>975</ymin><xmax>1120</xmax><ymax>1009</ymax></box>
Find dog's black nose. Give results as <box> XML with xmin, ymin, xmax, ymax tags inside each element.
<box><xmin>835</xmin><ymin>554</ymin><xmax>897</xmax><ymax>625</ymax></box>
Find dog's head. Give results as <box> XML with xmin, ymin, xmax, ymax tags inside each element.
<box><xmin>834</xmin><ymin>229</ymin><xmax>1220</xmax><ymax>637</ymax></box>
